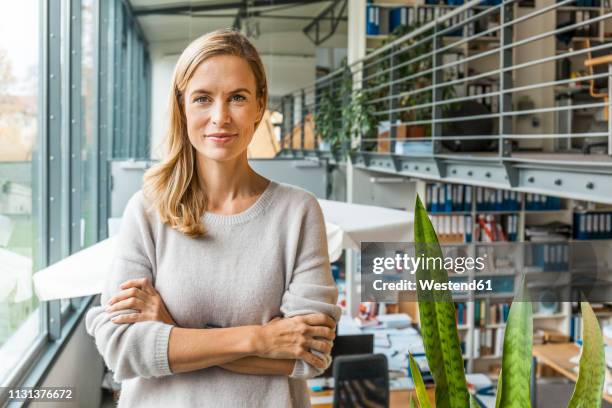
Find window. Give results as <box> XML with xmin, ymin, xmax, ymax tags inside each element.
<box><xmin>81</xmin><ymin>0</ymin><xmax>96</xmax><ymax>249</ymax></box>
<box><xmin>0</xmin><ymin>0</ymin><xmax>42</xmax><ymax>384</ymax></box>
<box><xmin>0</xmin><ymin>0</ymin><xmax>151</xmax><ymax>394</ymax></box>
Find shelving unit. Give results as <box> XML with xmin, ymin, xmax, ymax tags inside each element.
<box><xmin>415</xmin><ymin>179</ymin><xmax>612</xmax><ymax>373</ymax></box>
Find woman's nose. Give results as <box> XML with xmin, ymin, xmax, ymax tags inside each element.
<box><xmin>211</xmin><ymin>101</ymin><xmax>230</xmax><ymax>125</ymax></box>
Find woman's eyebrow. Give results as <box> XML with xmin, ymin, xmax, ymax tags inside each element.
<box><xmin>190</xmin><ymin>88</ymin><xmax>252</xmax><ymax>96</ymax></box>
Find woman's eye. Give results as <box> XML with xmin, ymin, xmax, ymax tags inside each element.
<box><xmin>194</xmin><ymin>96</ymin><xmax>210</xmax><ymax>103</ymax></box>
<box><xmin>231</xmin><ymin>95</ymin><xmax>246</xmax><ymax>102</ymax></box>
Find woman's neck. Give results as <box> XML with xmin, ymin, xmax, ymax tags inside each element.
<box><xmin>195</xmin><ymin>153</ymin><xmax>269</xmax><ymax>214</ymax></box>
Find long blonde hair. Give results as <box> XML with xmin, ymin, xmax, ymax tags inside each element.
<box><xmin>143</xmin><ymin>29</ymin><xmax>268</xmax><ymax>237</ymax></box>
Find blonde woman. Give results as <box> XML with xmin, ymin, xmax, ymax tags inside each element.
<box><xmin>86</xmin><ymin>28</ymin><xmax>340</xmax><ymax>407</ymax></box>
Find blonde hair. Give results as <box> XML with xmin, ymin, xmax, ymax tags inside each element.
<box><xmin>143</xmin><ymin>28</ymin><xmax>268</xmax><ymax>237</ymax></box>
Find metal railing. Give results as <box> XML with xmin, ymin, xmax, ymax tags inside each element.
<box><xmin>278</xmin><ymin>0</ymin><xmax>612</xmax><ymax>203</ymax></box>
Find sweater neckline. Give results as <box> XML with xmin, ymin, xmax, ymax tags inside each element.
<box><xmin>202</xmin><ymin>180</ymin><xmax>277</xmax><ymax>226</ymax></box>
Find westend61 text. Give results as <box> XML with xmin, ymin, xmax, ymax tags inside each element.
<box><xmin>372</xmin><ymin>279</ymin><xmax>493</xmax><ymax>292</ymax></box>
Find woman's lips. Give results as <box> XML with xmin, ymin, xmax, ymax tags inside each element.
<box><xmin>206</xmin><ymin>134</ymin><xmax>238</xmax><ymax>144</ymax></box>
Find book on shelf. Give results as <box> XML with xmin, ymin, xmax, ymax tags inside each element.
<box><xmin>430</xmin><ymin>214</ymin><xmax>472</xmax><ymax>243</ymax></box>
<box><xmin>525</xmin><ymin>221</ymin><xmax>571</xmax><ymax>241</ymax></box>
<box><xmin>475</xmin><ymin>187</ymin><xmax>520</xmax><ymax>211</ymax></box>
<box><xmin>474</xmin><ymin>300</ymin><xmax>510</xmax><ymax>327</ymax></box>
<box><xmin>474</xmin><ymin>213</ymin><xmax>518</xmax><ymax>242</ymax></box>
<box><xmin>573</xmin><ymin>212</ymin><xmax>612</xmax><ymax>240</ymax></box>
<box><xmin>522</xmin><ymin>221</ymin><xmax>572</xmax><ymax>271</ymax></box>
<box><xmin>456</xmin><ymin>302</ymin><xmax>467</xmax><ymax>325</ymax></box>
<box><xmin>526</xmin><ymin>242</ymin><xmax>570</xmax><ymax>272</ymax></box>
<box><xmin>570</xmin><ymin>314</ymin><xmax>582</xmax><ymax>342</ymax></box>
<box><xmin>474</xmin><ymin>327</ymin><xmax>505</xmax><ymax>358</ymax></box>
<box><xmin>525</xmin><ymin>193</ymin><xmax>562</xmax><ymax>211</ymax></box>
<box><xmin>426</xmin><ymin>183</ymin><xmax>472</xmax><ymax>212</ymax></box>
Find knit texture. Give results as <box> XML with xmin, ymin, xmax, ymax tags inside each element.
<box><xmin>85</xmin><ymin>180</ymin><xmax>341</xmax><ymax>407</ymax></box>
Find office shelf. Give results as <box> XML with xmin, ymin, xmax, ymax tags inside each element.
<box><xmin>338</xmin><ymin>150</ymin><xmax>612</xmax><ymax>205</ymax></box>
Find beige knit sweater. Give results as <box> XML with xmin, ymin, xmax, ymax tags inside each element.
<box><xmin>85</xmin><ymin>180</ymin><xmax>341</xmax><ymax>407</ymax></box>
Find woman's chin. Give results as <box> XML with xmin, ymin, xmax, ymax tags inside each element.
<box><xmin>197</xmin><ymin>147</ymin><xmax>243</xmax><ymax>162</ymax></box>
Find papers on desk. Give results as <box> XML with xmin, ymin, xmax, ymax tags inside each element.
<box><xmin>376</xmin><ymin>313</ymin><xmax>412</xmax><ymax>329</ymax></box>
<box><xmin>337</xmin><ymin>313</ymin><xmax>425</xmax><ymax>373</ymax></box>
<box><xmin>374</xmin><ymin>328</ymin><xmax>425</xmax><ymax>372</ymax></box>
<box><xmin>339</xmin><ymin>314</ymin><xmax>414</xmax><ymax>334</ymax></box>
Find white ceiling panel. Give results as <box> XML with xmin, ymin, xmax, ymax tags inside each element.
<box><xmin>128</xmin><ymin>0</ymin><xmax>348</xmax><ymax>56</ymax></box>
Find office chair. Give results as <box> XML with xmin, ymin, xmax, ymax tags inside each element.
<box><xmin>583</xmin><ymin>39</ymin><xmax>612</xmax><ymax>154</ymax></box>
<box><xmin>332</xmin><ymin>354</ymin><xmax>389</xmax><ymax>408</ymax></box>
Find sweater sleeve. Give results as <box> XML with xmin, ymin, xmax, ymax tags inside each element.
<box><xmin>280</xmin><ymin>194</ymin><xmax>342</xmax><ymax>380</ymax></box>
<box><xmin>85</xmin><ymin>192</ymin><xmax>174</xmax><ymax>382</ymax></box>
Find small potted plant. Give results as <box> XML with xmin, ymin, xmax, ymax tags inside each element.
<box><xmin>313</xmin><ymin>89</ymin><xmax>336</xmax><ymax>152</ymax></box>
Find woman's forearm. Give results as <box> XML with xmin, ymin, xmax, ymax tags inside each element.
<box><xmin>168</xmin><ymin>325</ymin><xmax>260</xmax><ymax>374</ymax></box>
<box><xmin>219</xmin><ymin>356</ymin><xmax>295</xmax><ymax>376</ymax></box>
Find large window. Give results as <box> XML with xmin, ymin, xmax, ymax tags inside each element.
<box><xmin>0</xmin><ymin>0</ymin><xmax>151</xmax><ymax>395</ymax></box>
<box><xmin>0</xmin><ymin>0</ymin><xmax>42</xmax><ymax>385</ymax></box>
<box><xmin>81</xmin><ymin>0</ymin><xmax>96</xmax><ymax>248</ymax></box>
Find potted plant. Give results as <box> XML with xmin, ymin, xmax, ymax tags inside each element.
<box><xmin>378</xmin><ymin>21</ymin><xmax>459</xmax><ymax>146</ymax></box>
<box><xmin>338</xmin><ymin>61</ymin><xmax>378</xmax><ymax>154</ymax></box>
<box><xmin>313</xmin><ymin>89</ymin><xmax>336</xmax><ymax>153</ymax></box>
<box><xmin>408</xmin><ymin>197</ymin><xmax>606</xmax><ymax>408</ymax></box>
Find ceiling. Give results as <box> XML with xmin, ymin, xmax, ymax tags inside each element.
<box><xmin>128</xmin><ymin>0</ymin><xmax>348</xmax><ymax>56</ymax></box>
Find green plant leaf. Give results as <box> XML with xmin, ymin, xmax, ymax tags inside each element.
<box><xmin>414</xmin><ymin>195</ymin><xmax>470</xmax><ymax>408</ymax></box>
<box><xmin>409</xmin><ymin>395</ymin><xmax>416</xmax><ymax>408</ymax></box>
<box><xmin>409</xmin><ymin>353</ymin><xmax>433</xmax><ymax>408</ymax></box>
<box><xmin>567</xmin><ymin>301</ymin><xmax>605</xmax><ymax>408</ymax></box>
<box><xmin>495</xmin><ymin>370</ymin><xmax>502</xmax><ymax>408</ymax></box>
<box><xmin>500</xmin><ymin>279</ymin><xmax>533</xmax><ymax>408</ymax></box>
<box><xmin>470</xmin><ymin>394</ymin><xmax>481</xmax><ymax>408</ymax></box>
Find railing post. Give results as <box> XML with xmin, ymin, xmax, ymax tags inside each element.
<box><xmin>608</xmin><ymin>62</ymin><xmax>611</xmax><ymax>155</ymax></box>
<box><xmin>390</xmin><ymin>44</ymin><xmax>399</xmax><ymax>155</ymax></box>
<box><xmin>301</xmin><ymin>89</ymin><xmax>306</xmax><ymax>151</ymax></box>
<box><xmin>500</xmin><ymin>2</ymin><xmax>514</xmax><ymax>158</ymax></box>
<box><xmin>342</xmin><ymin>67</ymin><xmax>350</xmax><ymax>155</ymax></box>
<box><xmin>290</xmin><ymin>94</ymin><xmax>295</xmax><ymax>152</ymax></box>
<box><xmin>432</xmin><ymin>8</ymin><xmax>444</xmax><ymax>156</ymax></box>
<box><xmin>280</xmin><ymin>95</ymin><xmax>286</xmax><ymax>151</ymax></box>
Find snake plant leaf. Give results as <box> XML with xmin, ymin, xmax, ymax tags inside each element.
<box><xmin>567</xmin><ymin>301</ymin><xmax>605</xmax><ymax>408</ymax></box>
<box><xmin>409</xmin><ymin>395</ymin><xmax>416</xmax><ymax>408</ymax></box>
<box><xmin>495</xmin><ymin>370</ymin><xmax>502</xmax><ymax>408</ymax></box>
<box><xmin>409</xmin><ymin>353</ymin><xmax>433</xmax><ymax>408</ymax></box>
<box><xmin>500</xmin><ymin>278</ymin><xmax>533</xmax><ymax>408</ymax></box>
<box><xmin>414</xmin><ymin>196</ymin><xmax>470</xmax><ymax>408</ymax></box>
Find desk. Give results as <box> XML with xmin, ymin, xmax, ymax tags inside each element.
<box><xmin>533</xmin><ymin>343</ymin><xmax>612</xmax><ymax>404</ymax></box>
<box><xmin>310</xmin><ymin>388</ymin><xmax>436</xmax><ymax>407</ymax></box>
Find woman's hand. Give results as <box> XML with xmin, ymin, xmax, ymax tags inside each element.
<box><xmin>105</xmin><ymin>277</ymin><xmax>177</xmax><ymax>326</ymax></box>
<box><xmin>253</xmin><ymin>314</ymin><xmax>336</xmax><ymax>370</ymax></box>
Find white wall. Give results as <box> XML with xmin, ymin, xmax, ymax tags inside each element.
<box><xmin>150</xmin><ymin>55</ymin><xmax>177</xmax><ymax>160</ymax></box>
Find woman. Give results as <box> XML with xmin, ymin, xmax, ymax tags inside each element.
<box><xmin>86</xmin><ymin>28</ymin><xmax>341</xmax><ymax>407</ymax></box>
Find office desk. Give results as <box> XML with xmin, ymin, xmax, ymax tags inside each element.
<box><xmin>533</xmin><ymin>343</ymin><xmax>612</xmax><ymax>404</ymax></box>
<box><xmin>310</xmin><ymin>387</ymin><xmax>436</xmax><ymax>407</ymax></box>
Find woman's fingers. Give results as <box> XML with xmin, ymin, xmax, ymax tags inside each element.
<box><xmin>307</xmin><ymin>325</ymin><xmax>336</xmax><ymax>341</ymax></box>
<box><xmin>306</xmin><ymin>339</ymin><xmax>333</xmax><ymax>354</ymax></box>
<box><xmin>106</xmin><ymin>297</ymin><xmax>145</xmax><ymax>313</ymax></box>
<box><xmin>300</xmin><ymin>351</ymin><xmax>327</xmax><ymax>370</ymax></box>
<box><xmin>111</xmin><ymin>313</ymin><xmax>141</xmax><ymax>324</ymax></box>
<box><xmin>107</xmin><ymin>287</ymin><xmax>145</xmax><ymax>306</ymax></box>
<box><xmin>301</xmin><ymin>313</ymin><xmax>336</xmax><ymax>329</ymax></box>
<box><xmin>119</xmin><ymin>277</ymin><xmax>156</xmax><ymax>295</ymax></box>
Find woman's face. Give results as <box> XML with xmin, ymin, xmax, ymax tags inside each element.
<box><xmin>183</xmin><ymin>54</ymin><xmax>263</xmax><ymax>162</ymax></box>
